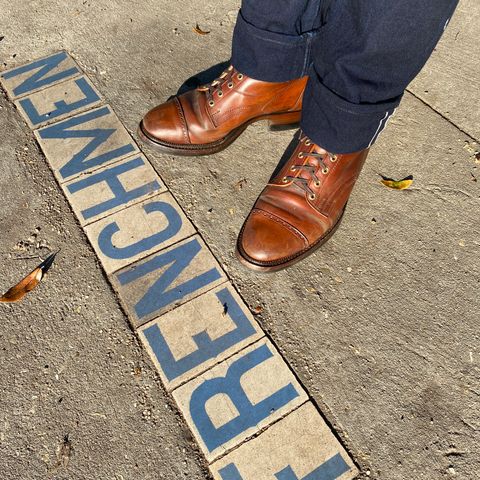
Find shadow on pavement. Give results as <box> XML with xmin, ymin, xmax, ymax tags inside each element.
<box><xmin>174</xmin><ymin>61</ymin><xmax>230</xmax><ymax>97</ymax></box>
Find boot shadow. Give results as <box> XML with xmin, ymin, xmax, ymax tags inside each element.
<box><xmin>269</xmin><ymin>130</ymin><xmax>302</xmax><ymax>180</ymax></box>
<box><xmin>171</xmin><ymin>61</ymin><xmax>231</xmax><ymax>99</ymax></box>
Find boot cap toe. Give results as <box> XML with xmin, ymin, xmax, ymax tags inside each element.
<box><xmin>141</xmin><ymin>98</ymin><xmax>189</xmax><ymax>145</ymax></box>
<box><xmin>238</xmin><ymin>209</ymin><xmax>308</xmax><ymax>266</ymax></box>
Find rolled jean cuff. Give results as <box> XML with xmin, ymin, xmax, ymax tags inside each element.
<box><xmin>231</xmin><ymin>10</ymin><xmax>315</xmax><ymax>82</ymax></box>
<box><xmin>301</xmin><ymin>77</ymin><xmax>402</xmax><ymax>154</ymax></box>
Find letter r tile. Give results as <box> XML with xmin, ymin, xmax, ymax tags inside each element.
<box><xmin>210</xmin><ymin>402</ymin><xmax>358</xmax><ymax>480</ymax></box>
<box><xmin>138</xmin><ymin>284</ymin><xmax>264</xmax><ymax>391</ymax></box>
<box><xmin>172</xmin><ymin>338</ymin><xmax>308</xmax><ymax>462</ymax></box>
<box><xmin>62</xmin><ymin>154</ymin><xmax>166</xmax><ymax>226</ymax></box>
<box><xmin>14</xmin><ymin>75</ymin><xmax>102</xmax><ymax>128</ymax></box>
<box><xmin>84</xmin><ymin>192</ymin><xmax>196</xmax><ymax>275</ymax></box>
<box><xmin>34</xmin><ymin>105</ymin><xmax>139</xmax><ymax>183</ymax></box>
<box><xmin>0</xmin><ymin>51</ymin><xmax>81</xmax><ymax>99</ymax></box>
<box><xmin>110</xmin><ymin>235</ymin><xmax>227</xmax><ymax>328</ymax></box>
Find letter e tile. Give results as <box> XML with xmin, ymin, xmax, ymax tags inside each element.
<box><xmin>139</xmin><ymin>284</ymin><xmax>264</xmax><ymax>391</ymax></box>
<box><xmin>14</xmin><ymin>75</ymin><xmax>102</xmax><ymax>128</ymax></box>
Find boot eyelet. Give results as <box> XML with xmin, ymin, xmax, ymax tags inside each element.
<box><xmin>290</xmin><ymin>166</ymin><xmax>296</xmax><ymax>172</ymax></box>
<box><xmin>217</xmin><ymin>91</ymin><xmax>223</xmax><ymax>97</ymax></box>
<box><xmin>282</xmin><ymin>177</ymin><xmax>289</xmax><ymax>183</ymax></box>
<box><xmin>237</xmin><ymin>73</ymin><xmax>244</xmax><ymax>80</ymax></box>
<box><xmin>330</xmin><ymin>154</ymin><xmax>338</xmax><ymax>162</ymax></box>
<box><xmin>298</xmin><ymin>152</ymin><xmax>304</xmax><ymax>158</ymax></box>
<box><xmin>209</xmin><ymin>100</ymin><xmax>215</xmax><ymax>107</ymax></box>
<box><xmin>314</xmin><ymin>181</ymin><xmax>321</xmax><ymax>187</ymax></box>
<box><xmin>309</xmin><ymin>193</ymin><xmax>316</xmax><ymax>200</ymax></box>
<box><xmin>305</xmin><ymin>140</ymin><xmax>311</xmax><ymax>146</ymax></box>
<box><xmin>227</xmin><ymin>82</ymin><xmax>234</xmax><ymax>88</ymax></box>
<box><xmin>322</xmin><ymin>167</ymin><xmax>329</xmax><ymax>174</ymax></box>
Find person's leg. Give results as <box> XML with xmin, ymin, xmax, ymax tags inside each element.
<box><xmin>138</xmin><ymin>1</ymin><xmax>328</xmax><ymax>156</ymax></box>
<box><xmin>231</xmin><ymin>0</ymin><xmax>327</xmax><ymax>82</ymax></box>
<box><xmin>237</xmin><ymin>0</ymin><xmax>459</xmax><ymax>272</ymax></box>
<box><xmin>301</xmin><ymin>0</ymin><xmax>460</xmax><ymax>154</ymax></box>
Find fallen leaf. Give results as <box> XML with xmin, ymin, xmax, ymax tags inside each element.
<box><xmin>58</xmin><ymin>434</ymin><xmax>73</xmax><ymax>468</ymax></box>
<box><xmin>253</xmin><ymin>305</ymin><xmax>263</xmax><ymax>314</ymax></box>
<box><xmin>0</xmin><ymin>251</ymin><xmax>58</xmax><ymax>303</ymax></box>
<box><xmin>49</xmin><ymin>434</ymin><xmax>73</xmax><ymax>474</ymax></box>
<box><xmin>193</xmin><ymin>24</ymin><xmax>210</xmax><ymax>35</ymax></box>
<box><xmin>379</xmin><ymin>174</ymin><xmax>413</xmax><ymax>190</ymax></box>
<box><xmin>234</xmin><ymin>178</ymin><xmax>247</xmax><ymax>191</ymax></box>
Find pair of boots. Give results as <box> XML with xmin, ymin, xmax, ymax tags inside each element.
<box><xmin>139</xmin><ymin>66</ymin><xmax>369</xmax><ymax>272</ymax></box>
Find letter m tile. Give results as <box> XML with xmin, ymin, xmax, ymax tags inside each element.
<box><xmin>38</xmin><ymin>106</ymin><xmax>136</xmax><ymax>180</ymax></box>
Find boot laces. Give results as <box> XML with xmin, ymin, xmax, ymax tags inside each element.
<box><xmin>283</xmin><ymin>135</ymin><xmax>338</xmax><ymax>199</ymax></box>
<box><xmin>197</xmin><ymin>66</ymin><xmax>243</xmax><ymax>107</ymax></box>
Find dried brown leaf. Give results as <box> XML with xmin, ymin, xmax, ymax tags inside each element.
<box><xmin>234</xmin><ymin>178</ymin><xmax>247</xmax><ymax>191</ymax></box>
<box><xmin>0</xmin><ymin>251</ymin><xmax>58</xmax><ymax>303</ymax></box>
<box><xmin>193</xmin><ymin>23</ymin><xmax>210</xmax><ymax>35</ymax></box>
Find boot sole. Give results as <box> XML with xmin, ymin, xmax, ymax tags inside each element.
<box><xmin>137</xmin><ymin>110</ymin><xmax>301</xmax><ymax>157</ymax></box>
<box><xmin>235</xmin><ymin>208</ymin><xmax>346</xmax><ymax>273</ymax></box>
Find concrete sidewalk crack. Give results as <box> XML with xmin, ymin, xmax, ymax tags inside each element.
<box><xmin>406</xmin><ymin>88</ymin><xmax>480</xmax><ymax>144</ymax></box>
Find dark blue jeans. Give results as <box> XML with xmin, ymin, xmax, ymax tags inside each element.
<box><xmin>231</xmin><ymin>0</ymin><xmax>459</xmax><ymax>153</ymax></box>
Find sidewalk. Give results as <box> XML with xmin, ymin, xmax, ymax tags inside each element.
<box><xmin>0</xmin><ymin>1</ymin><xmax>479</xmax><ymax>479</ymax></box>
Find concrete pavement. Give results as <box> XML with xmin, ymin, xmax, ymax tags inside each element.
<box><xmin>0</xmin><ymin>0</ymin><xmax>479</xmax><ymax>479</ymax></box>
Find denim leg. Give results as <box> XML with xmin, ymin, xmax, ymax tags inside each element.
<box><xmin>231</xmin><ymin>0</ymin><xmax>328</xmax><ymax>82</ymax></box>
<box><xmin>301</xmin><ymin>0</ymin><xmax>459</xmax><ymax>153</ymax></box>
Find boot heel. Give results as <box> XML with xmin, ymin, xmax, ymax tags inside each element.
<box><xmin>267</xmin><ymin>112</ymin><xmax>301</xmax><ymax>131</ymax></box>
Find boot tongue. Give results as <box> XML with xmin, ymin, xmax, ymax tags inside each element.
<box><xmin>197</xmin><ymin>66</ymin><xmax>235</xmax><ymax>94</ymax></box>
<box><xmin>292</xmin><ymin>142</ymin><xmax>327</xmax><ymax>183</ymax></box>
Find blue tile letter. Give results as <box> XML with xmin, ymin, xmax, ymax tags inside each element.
<box><xmin>19</xmin><ymin>77</ymin><xmax>100</xmax><ymax>126</ymax></box>
<box><xmin>189</xmin><ymin>343</ymin><xmax>299</xmax><ymax>452</ymax></box>
<box><xmin>39</xmin><ymin>106</ymin><xmax>135</xmax><ymax>179</ymax></box>
<box><xmin>1</xmin><ymin>51</ymin><xmax>79</xmax><ymax>97</ymax></box>
<box><xmin>218</xmin><ymin>464</ymin><xmax>244</xmax><ymax>480</ymax></box>
<box><xmin>275</xmin><ymin>454</ymin><xmax>350</xmax><ymax>480</ymax></box>
<box><xmin>219</xmin><ymin>453</ymin><xmax>350</xmax><ymax>480</ymax></box>
<box><xmin>143</xmin><ymin>288</ymin><xmax>257</xmax><ymax>381</ymax></box>
<box><xmin>97</xmin><ymin>200</ymin><xmax>183</xmax><ymax>259</ymax></box>
<box><xmin>116</xmin><ymin>237</ymin><xmax>222</xmax><ymax>322</ymax></box>
<box><xmin>67</xmin><ymin>156</ymin><xmax>160</xmax><ymax>221</ymax></box>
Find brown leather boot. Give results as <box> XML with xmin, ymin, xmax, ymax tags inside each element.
<box><xmin>236</xmin><ymin>132</ymin><xmax>369</xmax><ymax>272</ymax></box>
<box><xmin>138</xmin><ymin>66</ymin><xmax>307</xmax><ymax>156</ymax></box>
